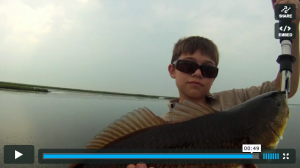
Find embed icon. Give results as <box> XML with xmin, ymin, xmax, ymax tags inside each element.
<box><xmin>274</xmin><ymin>22</ymin><xmax>296</xmax><ymax>39</ymax></box>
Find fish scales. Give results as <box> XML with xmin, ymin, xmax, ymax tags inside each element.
<box><xmin>70</xmin><ymin>91</ymin><xmax>289</xmax><ymax>168</ymax></box>
<box><xmin>102</xmin><ymin>112</ymin><xmax>249</xmax><ymax>149</ymax></box>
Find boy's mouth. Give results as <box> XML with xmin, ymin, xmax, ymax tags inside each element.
<box><xmin>188</xmin><ymin>81</ymin><xmax>204</xmax><ymax>86</ymax></box>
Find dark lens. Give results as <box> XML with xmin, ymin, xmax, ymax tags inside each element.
<box><xmin>176</xmin><ymin>60</ymin><xmax>198</xmax><ymax>74</ymax></box>
<box><xmin>200</xmin><ymin>65</ymin><xmax>218</xmax><ymax>78</ymax></box>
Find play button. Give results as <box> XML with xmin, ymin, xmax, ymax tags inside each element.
<box><xmin>15</xmin><ymin>150</ymin><xmax>23</xmax><ymax>159</ymax></box>
<box><xmin>4</xmin><ymin>145</ymin><xmax>34</xmax><ymax>164</ymax></box>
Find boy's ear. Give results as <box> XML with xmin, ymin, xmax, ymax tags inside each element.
<box><xmin>168</xmin><ymin>64</ymin><xmax>176</xmax><ymax>79</ymax></box>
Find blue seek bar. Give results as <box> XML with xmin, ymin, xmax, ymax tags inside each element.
<box><xmin>43</xmin><ymin>153</ymin><xmax>255</xmax><ymax>159</ymax></box>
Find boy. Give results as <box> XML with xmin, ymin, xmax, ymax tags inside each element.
<box><xmin>127</xmin><ymin>0</ymin><xmax>299</xmax><ymax>167</ymax></box>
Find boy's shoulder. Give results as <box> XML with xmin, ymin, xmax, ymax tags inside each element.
<box><xmin>210</xmin><ymin>80</ymin><xmax>277</xmax><ymax>111</ymax></box>
<box><xmin>162</xmin><ymin>80</ymin><xmax>277</xmax><ymax>123</ymax></box>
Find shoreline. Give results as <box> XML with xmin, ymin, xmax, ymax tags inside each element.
<box><xmin>0</xmin><ymin>81</ymin><xmax>177</xmax><ymax>100</ymax></box>
<box><xmin>0</xmin><ymin>82</ymin><xmax>50</xmax><ymax>93</ymax></box>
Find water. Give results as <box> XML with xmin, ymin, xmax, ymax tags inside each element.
<box><xmin>0</xmin><ymin>89</ymin><xmax>299</xmax><ymax>168</ymax></box>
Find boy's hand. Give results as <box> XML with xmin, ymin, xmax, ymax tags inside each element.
<box><xmin>126</xmin><ymin>163</ymin><xmax>155</xmax><ymax>168</ymax></box>
<box><xmin>271</xmin><ymin>0</ymin><xmax>300</xmax><ymax>21</ymax></box>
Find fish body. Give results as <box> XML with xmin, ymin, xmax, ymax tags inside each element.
<box><xmin>70</xmin><ymin>91</ymin><xmax>289</xmax><ymax>168</ymax></box>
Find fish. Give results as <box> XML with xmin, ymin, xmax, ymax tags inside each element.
<box><xmin>69</xmin><ymin>91</ymin><xmax>289</xmax><ymax>168</ymax></box>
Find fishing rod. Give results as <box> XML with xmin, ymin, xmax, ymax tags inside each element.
<box><xmin>275</xmin><ymin>3</ymin><xmax>298</xmax><ymax>100</ymax></box>
<box><xmin>276</xmin><ymin>29</ymin><xmax>296</xmax><ymax>100</ymax></box>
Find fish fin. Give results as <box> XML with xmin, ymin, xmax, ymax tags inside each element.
<box><xmin>170</xmin><ymin>99</ymin><xmax>216</xmax><ymax>122</ymax></box>
<box><xmin>69</xmin><ymin>108</ymin><xmax>167</xmax><ymax>168</ymax></box>
<box><xmin>84</xmin><ymin>107</ymin><xmax>167</xmax><ymax>149</ymax></box>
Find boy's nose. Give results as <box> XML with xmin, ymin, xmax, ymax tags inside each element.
<box><xmin>193</xmin><ymin>68</ymin><xmax>203</xmax><ymax>78</ymax></box>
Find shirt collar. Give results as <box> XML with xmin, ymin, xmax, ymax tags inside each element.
<box><xmin>167</xmin><ymin>93</ymin><xmax>217</xmax><ymax>109</ymax></box>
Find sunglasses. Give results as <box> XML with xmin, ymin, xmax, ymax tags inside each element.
<box><xmin>173</xmin><ymin>59</ymin><xmax>218</xmax><ymax>78</ymax></box>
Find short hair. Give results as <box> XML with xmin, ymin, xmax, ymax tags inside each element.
<box><xmin>171</xmin><ymin>36</ymin><xmax>219</xmax><ymax>66</ymax></box>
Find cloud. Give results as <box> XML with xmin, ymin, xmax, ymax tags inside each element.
<box><xmin>0</xmin><ymin>0</ymin><xmax>104</xmax><ymax>57</ymax></box>
<box><xmin>77</xmin><ymin>0</ymin><xmax>89</xmax><ymax>4</ymax></box>
<box><xmin>0</xmin><ymin>3</ymin><xmax>61</xmax><ymax>62</ymax></box>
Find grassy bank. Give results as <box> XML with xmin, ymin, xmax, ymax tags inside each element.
<box><xmin>0</xmin><ymin>82</ymin><xmax>50</xmax><ymax>93</ymax></box>
<box><xmin>0</xmin><ymin>81</ymin><xmax>177</xmax><ymax>99</ymax></box>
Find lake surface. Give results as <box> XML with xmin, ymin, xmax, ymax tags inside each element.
<box><xmin>0</xmin><ymin>89</ymin><xmax>299</xmax><ymax>168</ymax></box>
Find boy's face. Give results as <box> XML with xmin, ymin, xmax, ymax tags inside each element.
<box><xmin>168</xmin><ymin>50</ymin><xmax>216</xmax><ymax>100</ymax></box>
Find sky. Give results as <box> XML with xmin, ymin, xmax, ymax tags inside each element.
<box><xmin>0</xmin><ymin>0</ymin><xmax>299</xmax><ymax>104</ymax></box>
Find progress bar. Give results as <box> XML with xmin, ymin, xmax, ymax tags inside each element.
<box><xmin>43</xmin><ymin>153</ymin><xmax>259</xmax><ymax>159</ymax></box>
<box><xmin>38</xmin><ymin>149</ymin><xmax>296</xmax><ymax>164</ymax></box>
